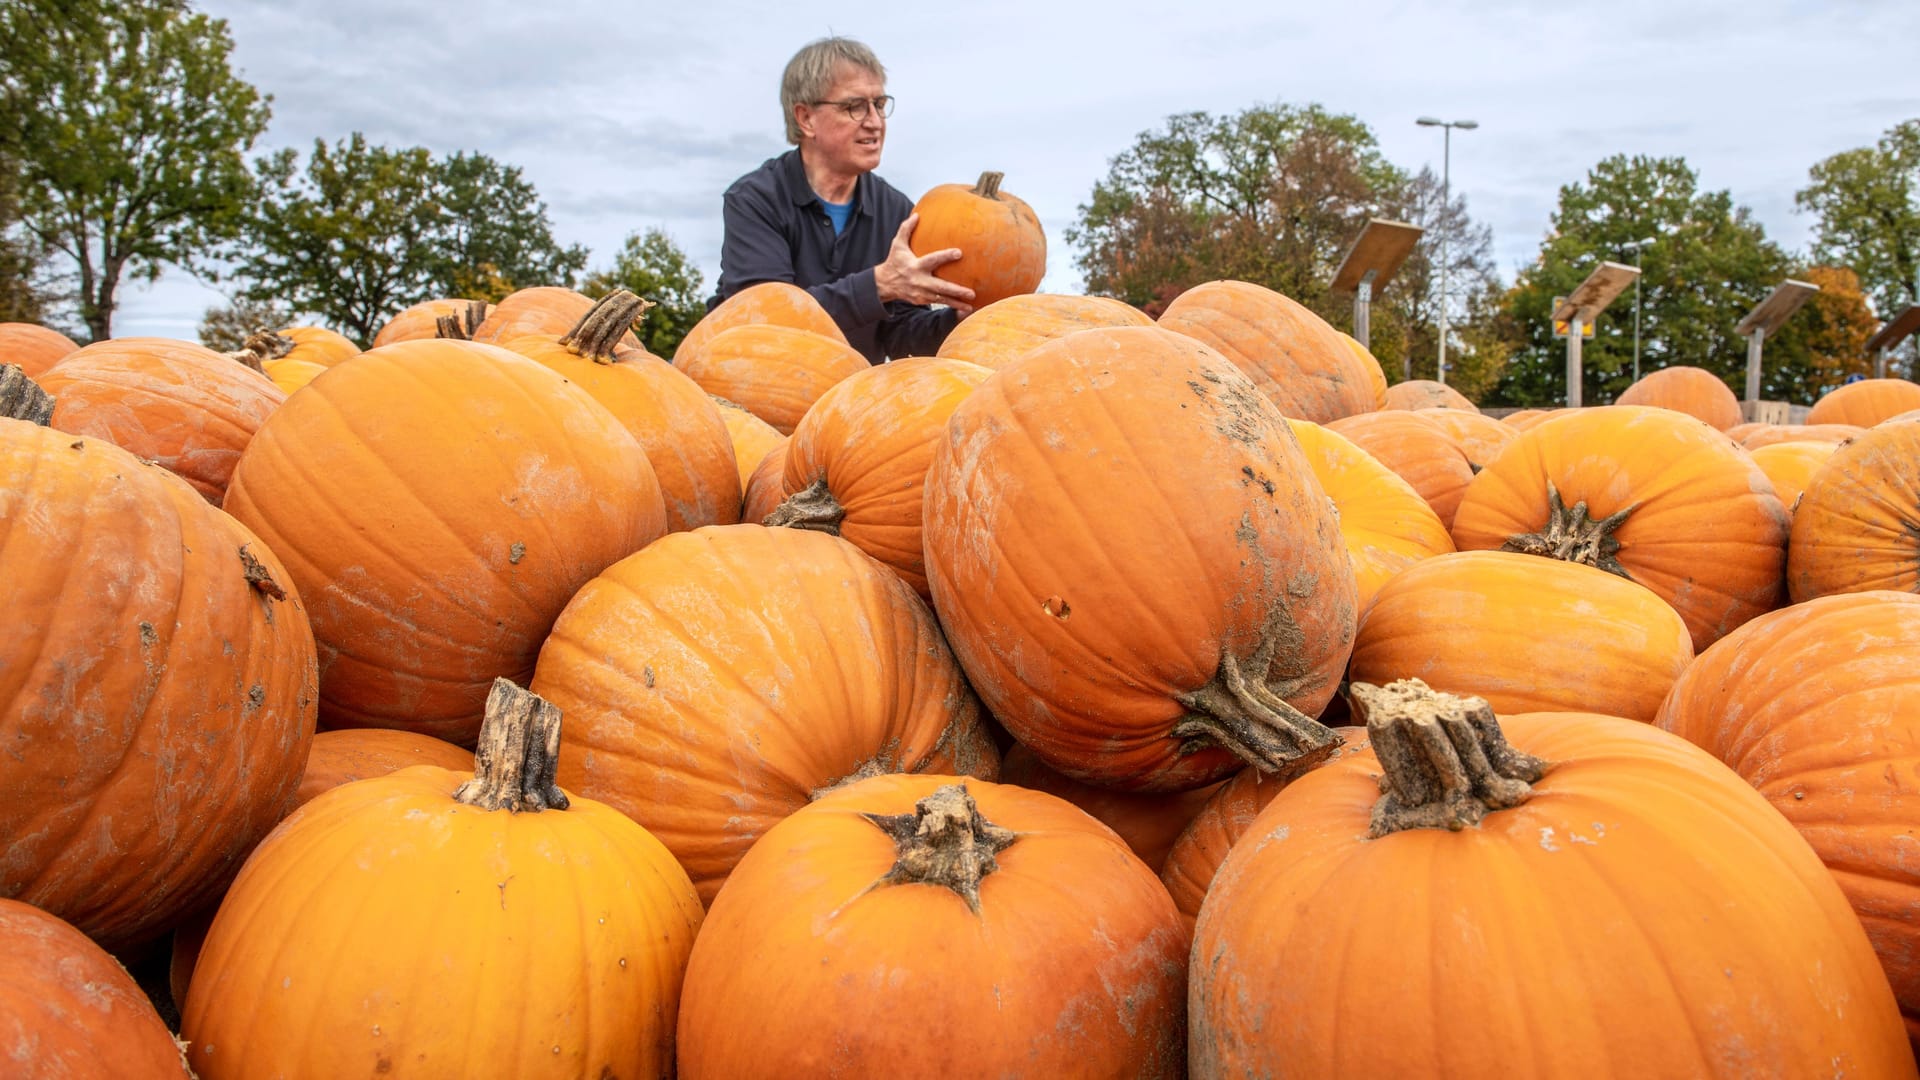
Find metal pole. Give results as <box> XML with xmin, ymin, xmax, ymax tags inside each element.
<box><xmin>1878</xmin><ymin>348</ymin><xmax>1889</xmax><ymax>380</ymax></box>
<box><xmin>1437</xmin><ymin>126</ymin><xmax>1451</xmax><ymax>386</ymax></box>
<box><xmin>1631</xmin><ymin>255</ymin><xmax>1644</xmax><ymax>384</ymax></box>
<box><xmin>1566</xmin><ymin>317</ymin><xmax>1584</xmax><ymax>408</ymax></box>
<box><xmin>1745</xmin><ymin>330</ymin><xmax>1765</xmax><ymax>402</ymax></box>
<box><xmin>1354</xmin><ymin>275</ymin><xmax>1374</xmax><ymax>354</ymax></box>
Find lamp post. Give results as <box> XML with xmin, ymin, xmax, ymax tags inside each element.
<box><xmin>1620</xmin><ymin>235</ymin><xmax>1657</xmax><ymax>384</ymax></box>
<box><xmin>1417</xmin><ymin>116</ymin><xmax>1478</xmax><ymax>385</ymax></box>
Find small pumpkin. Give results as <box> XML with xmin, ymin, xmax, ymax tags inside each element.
<box><xmin>1328</xmin><ymin>409</ymin><xmax>1476</xmax><ymax>529</ymax></box>
<box><xmin>674</xmin><ymin>281</ymin><xmax>847</xmax><ymax>367</ymax></box>
<box><xmin>674</xmin><ymin>323</ymin><xmax>868</xmax><ymax>435</ymax></box>
<box><xmin>909</xmin><ymin>171</ymin><xmax>1047</xmax><ymax>309</ymax></box>
<box><xmin>713</xmin><ymin>395</ymin><xmax>785</xmax><ymax>496</ymax></box>
<box><xmin>275</xmin><ymin>325</ymin><xmax>361</xmax><ymax>367</ymax></box>
<box><xmin>1384</xmin><ymin>378</ymin><xmax>1476</xmax><ymax>412</ymax></box>
<box><xmin>739</xmin><ymin>438</ymin><xmax>789</xmax><ymax>523</ymax></box>
<box><xmin>1416</xmin><ymin>406</ymin><xmax>1518</xmax><ymax>470</ymax></box>
<box><xmin>1749</xmin><ymin>440</ymin><xmax>1837</xmax><ymax>512</ymax></box>
<box><xmin>0</xmin><ymin>321</ymin><xmax>80</xmax><ymax>375</ymax></box>
<box><xmin>1613</xmin><ymin>364</ymin><xmax>1742</xmax><ymax>430</ymax></box>
<box><xmin>1807</xmin><ymin>377</ymin><xmax>1920</xmax><ymax>427</ymax></box>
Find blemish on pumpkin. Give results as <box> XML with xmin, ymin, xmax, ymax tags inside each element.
<box><xmin>138</xmin><ymin>622</ymin><xmax>157</xmax><ymax>649</ymax></box>
<box><xmin>1539</xmin><ymin>827</ymin><xmax>1560</xmax><ymax>852</ymax></box>
<box><xmin>1239</xmin><ymin>466</ymin><xmax>1275</xmax><ymax>495</ymax></box>
<box><xmin>496</xmin><ymin>876</ymin><xmax>513</xmax><ymax>910</ymax></box>
<box><xmin>69</xmin><ymin>439</ymin><xmax>83</xmax><ymax>450</ymax></box>
<box><xmin>1041</xmin><ymin>596</ymin><xmax>1070</xmax><ymax>620</ymax></box>
<box><xmin>245</xmin><ymin>684</ymin><xmax>265</xmax><ymax>711</ymax></box>
<box><xmin>509</xmin><ymin>542</ymin><xmax>526</xmax><ymax>565</ymax></box>
<box><xmin>643</xmin><ymin>666</ymin><xmax>655</xmax><ymax>688</ymax></box>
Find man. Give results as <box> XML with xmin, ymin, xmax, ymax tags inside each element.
<box><xmin>709</xmin><ymin>37</ymin><xmax>974</xmax><ymax>364</ymax></box>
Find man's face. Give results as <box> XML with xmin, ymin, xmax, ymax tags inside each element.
<box><xmin>799</xmin><ymin>62</ymin><xmax>886</xmax><ymax>176</ymax></box>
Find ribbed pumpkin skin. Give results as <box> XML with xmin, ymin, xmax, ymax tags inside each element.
<box><xmin>277</xmin><ymin>325</ymin><xmax>361</xmax><ymax>366</ymax></box>
<box><xmin>181</xmin><ymin>766</ymin><xmax>703</xmax><ymax>1079</ymax></box>
<box><xmin>1286</xmin><ymin>419</ymin><xmax>1452</xmax><ymax>615</ymax></box>
<box><xmin>533</xmin><ymin>525</ymin><xmax>998</xmax><ymax>903</ymax></box>
<box><xmin>923</xmin><ymin>326</ymin><xmax>1355</xmax><ymax>792</ymax></box>
<box><xmin>1157</xmin><ymin>280</ymin><xmax>1379</xmax><ymax>423</ymax></box>
<box><xmin>674</xmin><ymin>281</ymin><xmax>847</xmax><ymax>365</ymax></box>
<box><xmin>1</xmin><ymin>424</ymin><xmax>316</xmax><ymax>950</ymax></box>
<box><xmin>1614</xmin><ymin>364</ymin><xmax>1742</xmax><ymax>430</ymax></box>
<box><xmin>502</xmin><ymin>335</ymin><xmax>742</xmax><ymax>531</ymax></box>
<box><xmin>1788</xmin><ymin>420</ymin><xmax>1920</xmax><ymax>600</ymax></box>
<box><xmin>1384</xmin><ymin>378</ymin><xmax>1475</xmax><ymax>412</ymax></box>
<box><xmin>371</xmin><ymin>297</ymin><xmax>481</xmax><ymax>348</ymax></box>
<box><xmin>1349</xmin><ymin>550</ymin><xmax>1693</xmax><ymax>722</ymax></box>
<box><xmin>1341</xmin><ymin>335</ymin><xmax>1391</xmax><ymax>411</ymax></box>
<box><xmin>0</xmin><ymin>899</ymin><xmax>190</xmax><ymax>1078</ymax></box>
<box><xmin>472</xmin><ymin>285</ymin><xmax>601</xmax><ymax>344</ymax></box>
<box><xmin>774</xmin><ymin>356</ymin><xmax>991</xmax><ymax>598</ymax></box>
<box><xmin>1750</xmin><ymin>440</ymin><xmax>1837</xmax><ymax>511</ymax></box>
<box><xmin>1740</xmin><ymin>422</ymin><xmax>1865</xmax><ymax>449</ymax></box>
<box><xmin>677</xmin><ymin>774</ymin><xmax>1187</xmax><ymax>1080</ymax></box>
<box><xmin>714</xmin><ymin>397</ymin><xmax>784</xmax><ymax>494</ymax></box>
<box><xmin>1452</xmin><ymin>406</ymin><xmax>1789</xmax><ymax>652</ymax></box>
<box><xmin>260</xmin><ymin>357</ymin><xmax>326</xmax><ymax>396</ymax></box>
<box><xmin>676</xmin><ymin>324</ymin><xmax>868</xmax><ymax>435</ymax></box>
<box><xmin>1657</xmin><ymin>591</ymin><xmax>1920</xmax><ymax>1043</ymax></box>
<box><xmin>1190</xmin><ymin>713</ymin><xmax>1915</xmax><ymax>1078</ymax></box>
<box><xmin>1418</xmin><ymin>406</ymin><xmax>1519</xmax><ymax>470</ymax></box>
<box><xmin>935</xmin><ymin>292</ymin><xmax>1152</xmax><ymax>369</ymax></box>
<box><xmin>0</xmin><ymin>321</ymin><xmax>80</xmax><ymax>375</ymax></box>
<box><xmin>1328</xmin><ymin>409</ymin><xmax>1476</xmax><ymax>529</ymax></box>
<box><xmin>37</xmin><ymin>337</ymin><xmax>286</xmax><ymax>503</ymax></box>
<box><xmin>223</xmin><ymin>339</ymin><xmax>667</xmax><ymax>746</ymax></box>
<box><xmin>909</xmin><ymin>175</ymin><xmax>1047</xmax><ymax>308</ymax></box>
<box><xmin>999</xmin><ymin>743</ymin><xmax>1221</xmax><ymax>873</ymax></box>
<box><xmin>1808</xmin><ymin>377</ymin><xmax>1920</xmax><ymax>427</ymax></box>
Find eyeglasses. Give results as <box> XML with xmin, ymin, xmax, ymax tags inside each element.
<box><xmin>808</xmin><ymin>95</ymin><xmax>894</xmax><ymax>121</ymax></box>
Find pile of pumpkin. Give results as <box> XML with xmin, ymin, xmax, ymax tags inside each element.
<box><xmin>4</xmin><ymin>269</ymin><xmax>1920</xmax><ymax>1078</ymax></box>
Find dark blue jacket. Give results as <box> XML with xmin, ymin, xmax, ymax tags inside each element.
<box><xmin>710</xmin><ymin>150</ymin><xmax>958</xmax><ymax>364</ymax></box>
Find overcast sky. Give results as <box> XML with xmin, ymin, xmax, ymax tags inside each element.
<box><xmin>110</xmin><ymin>0</ymin><xmax>1920</xmax><ymax>340</ymax></box>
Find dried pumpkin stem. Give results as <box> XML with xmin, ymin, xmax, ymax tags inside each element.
<box><xmin>1174</xmin><ymin>650</ymin><xmax>1341</xmax><ymax>775</ymax></box>
<box><xmin>762</xmin><ymin>477</ymin><xmax>845</xmax><ymax>533</ymax></box>
<box><xmin>434</xmin><ymin>314</ymin><xmax>471</xmax><ymax>340</ymax></box>
<box><xmin>864</xmin><ymin>783</ymin><xmax>1016</xmax><ymax>914</ymax></box>
<box><xmin>453</xmin><ymin>678</ymin><xmax>570</xmax><ymax>812</ymax></box>
<box><xmin>1352</xmin><ymin>679</ymin><xmax>1547</xmax><ymax>838</ymax></box>
<box><xmin>560</xmin><ymin>289</ymin><xmax>655</xmax><ymax>364</ymax></box>
<box><xmin>0</xmin><ymin>364</ymin><xmax>54</xmax><ymax>425</ymax></box>
<box><xmin>1501</xmin><ymin>481</ymin><xmax>1637</xmax><ymax>578</ymax></box>
<box><xmin>972</xmin><ymin>171</ymin><xmax>1005</xmax><ymax>199</ymax></box>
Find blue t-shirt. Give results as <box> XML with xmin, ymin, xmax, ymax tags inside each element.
<box><xmin>820</xmin><ymin>195</ymin><xmax>854</xmax><ymax>235</ymax></box>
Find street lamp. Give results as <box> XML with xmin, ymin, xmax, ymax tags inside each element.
<box><xmin>1417</xmin><ymin>116</ymin><xmax>1478</xmax><ymax>386</ymax></box>
<box><xmin>1620</xmin><ymin>235</ymin><xmax>1657</xmax><ymax>384</ymax></box>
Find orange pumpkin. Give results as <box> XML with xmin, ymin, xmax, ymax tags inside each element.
<box><xmin>676</xmin><ymin>775</ymin><xmax>1186</xmax><ymax>1078</ymax></box>
<box><xmin>934</xmin><ymin>292</ymin><xmax>1152</xmax><ymax>370</ymax></box>
<box><xmin>714</xmin><ymin>397</ymin><xmax>784</xmax><ymax>493</ymax></box>
<box><xmin>1384</xmin><ymin>378</ymin><xmax>1476</xmax><ymax>412</ymax></box>
<box><xmin>1749</xmin><ymin>440</ymin><xmax>1837</xmax><ymax>511</ymax></box>
<box><xmin>674</xmin><ymin>281</ymin><xmax>847</xmax><ymax>365</ymax></box>
<box><xmin>766</xmin><ymin>356</ymin><xmax>991</xmax><ymax>598</ymax></box>
<box><xmin>0</xmin><ymin>321</ymin><xmax>80</xmax><ymax>375</ymax></box>
<box><xmin>532</xmin><ymin>525</ymin><xmax>998</xmax><ymax>903</ymax></box>
<box><xmin>372</xmin><ymin>297</ymin><xmax>487</xmax><ymax>348</ymax></box>
<box><xmin>181</xmin><ymin>680</ymin><xmax>703</xmax><ymax>1078</ymax></box>
<box><xmin>998</xmin><ymin>743</ymin><xmax>1222</xmax><ymax>873</ymax></box>
<box><xmin>1451</xmin><ymin>405</ymin><xmax>1789</xmax><ymax>651</ymax></box>
<box><xmin>276</xmin><ymin>325</ymin><xmax>361</xmax><ymax>366</ymax></box>
<box><xmin>499</xmin><ymin>291</ymin><xmax>741</xmax><ymax>531</ymax></box>
<box><xmin>1328</xmin><ymin>409</ymin><xmax>1476</xmax><ymax>529</ymax></box>
<box><xmin>908</xmin><ymin>171</ymin><xmax>1047</xmax><ymax>309</ymax></box>
<box><xmin>1157</xmin><ymin>280</ymin><xmax>1381</xmax><ymax>423</ymax></box>
<box><xmin>1286</xmin><ymin>418</ymin><xmax>1453</xmax><ymax>615</ymax></box>
<box><xmin>924</xmin><ymin>325</ymin><xmax>1355</xmax><ymax>792</ymax></box>
<box><xmin>739</xmin><ymin>438</ymin><xmax>789</xmax><ymax>523</ymax></box>
<box><xmin>1613</xmin><ymin>364</ymin><xmax>1742</xmax><ymax>430</ymax></box>
<box><xmin>1808</xmin><ymin>377</ymin><xmax>1920</xmax><ymax>427</ymax></box>
<box><xmin>35</xmin><ymin>337</ymin><xmax>285</xmax><ymax>503</ymax></box>
<box><xmin>223</xmin><ymin>338</ymin><xmax>667</xmax><ymax>745</ymax></box>
<box><xmin>1</xmin><ymin>422</ymin><xmax>316</xmax><ymax>951</ymax></box>
<box><xmin>473</xmin><ymin>285</ymin><xmax>638</xmax><ymax>347</ymax></box>
<box><xmin>1739</xmin><ymin>422</ymin><xmax>1864</xmax><ymax>449</ymax></box>
<box><xmin>1190</xmin><ymin>680</ymin><xmax>1914</xmax><ymax>1077</ymax></box>
<box><xmin>0</xmin><ymin>898</ymin><xmax>190</xmax><ymax>1077</ymax></box>
<box><xmin>1341</xmin><ymin>334</ymin><xmax>1391</xmax><ymax>411</ymax></box>
<box><xmin>1349</xmin><ymin>550</ymin><xmax>1693</xmax><ymax>722</ymax></box>
<box><xmin>1416</xmin><ymin>406</ymin><xmax>1518</xmax><ymax>470</ymax></box>
<box><xmin>1503</xmin><ymin>407</ymin><xmax>1568</xmax><ymax>430</ymax></box>
<box><xmin>259</xmin><ymin>357</ymin><xmax>327</xmax><ymax>396</ymax></box>
<box><xmin>674</xmin><ymin>323</ymin><xmax>867</xmax><ymax>435</ymax></box>
<box><xmin>1787</xmin><ymin>419</ymin><xmax>1920</xmax><ymax>600</ymax></box>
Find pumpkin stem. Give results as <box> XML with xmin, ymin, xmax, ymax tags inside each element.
<box><xmin>972</xmin><ymin>171</ymin><xmax>1005</xmax><ymax>200</ymax></box>
<box><xmin>0</xmin><ymin>364</ymin><xmax>54</xmax><ymax>425</ymax></box>
<box><xmin>433</xmin><ymin>300</ymin><xmax>490</xmax><ymax>341</ymax></box>
<box><xmin>453</xmin><ymin>679</ymin><xmax>570</xmax><ymax>813</ymax></box>
<box><xmin>1501</xmin><ymin>481</ymin><xmax>1637</xmax><ymax>578</ymax></box>
<box><xmin>762</xmin><ymin>476</ymin><xmax>845</xmax><ymax>533</ymax></box>
<box><xmin>561</xmin><ymin>289</ymin><xmax>656</xmax><ymax>364</ymax></box>
<box><xmin>1352</xmin><ymin>679</ymin><xmax>1547</xmax><ymax>838</ymax></box>
<box><xmin>1173</xmin><ymin>650</ymin><xmax>1341</xmax><ymax>775</ymax></box>
<box><xmin>863</xmin><ymin>783</ymin><xmax>1017</xmax><ymax>914</ymax></box>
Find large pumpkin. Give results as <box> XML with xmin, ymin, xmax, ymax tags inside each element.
<box><xmin>223</xmin><ymin>337</ymin><xmax>667</xmax><ymax>745</ymax></box>
<box><xmin>35</xmin><ymin>336</ymin><xmax>286</xmax><ymax>503</ymax></box>
<box><xmin>1787</xmin><ymin>419</ymin><xmax>1920</xmax><ymax>600</ymax></box>
<box><xmin>532</xmin><ymin>524</ymin><xmax>998</xmax><ymax>902</ymax></box>
<box><xmin>276</xmin><ymin>325</ymin><xmax>361</xmax><ymax>367</ymax></box>
<box><xmin>674</xmin><ymin>323</ymin><xmax>868</xmax><ymax>435</ymax></box>
<box><xmin>1157</xmin><ymin>280</ymin><xmax>1380</xmax><ymax>423</ymax></box>
<box><xmin>676</xmin><ymin>775</ymin><xmax>1187</xmax><ymax>1078</ymax></box>
<box><xmin>1739</xmin><ymin>421</ymin><xmax>1864</xmax><ymax>450</ymax></box>
<box><xmin>181</xmin><ymin>680</ymin><xmax>703</xmax><ymax>1078</ymax></box>
<box><xmin>1808</xmin><ymin>377</ymin><xmax>1920</xmax><ymax>427</ymax></box>
<box><xmin>1749</xmin><ymin>439</ymin><xmax>1838</xmax><ymax>512</ymax></box>
<box><xmin>0</xmin><ymin>321</ymin><xmax>80</xmax><ymax>375</ymax></box>
<box><xmin>909</xmin><ymin>171</ymin><xmax>1047</xmax><ymax>309</ymax></box>
<box><xmin>472</xmin><ymin>285</ymin><xmax>621</xmax><ymax>345</ymax></box>
<box><xmin>674</xmin><ymin>281</ymin><xmax>847</xmax><ymax>366</ymax></box>
<box><xmin>1416</xmin><ymin>406</ymin><xmax>1518</xmax><ymax>470</ymax></box>
<box><xmin>924</xmin><ymin>325</ymin><xmax>1356</xmax><ymax>792</ymax></box>
<box><xmin>1384</xmin><ymin>378</ymin><xmax>1475</xmax><ymax>412</ymax></box>
<box><xmin>372</xmin><ymin>297</ymin><xmax>487</xmax><ymax>348</ymax></box>
<box><xmin>934</xmin><ymin>292</ymin><xmax>1152</xmax><ymax>370</ymax></box>
<box><xmin>1286</xmin><ymin>418</ymin><xmax>1453</xmax><ymax>615</ymax></box>
<box><xmin>1328</xmin><ymin>409</ymin><xmax>1476</xmax><ymax>529</ymax></box>
<box><xmin>1658</xmin><ymin>590</ymin><xmax>1920</xmax><ymax>1043</ymax></box>
<box><xmin>0</xmin><ymin>898</ymin><xmax>190</xmax><ymax>1077</ymax></box>
<box><xmin>1189</xmin><ymin>680</ymin><xmax>1914</xmax><ymax>1077</ymax></box>
<box><xmin>1613</xmin><ymin>364</ymin><xmax>1742</xmax><ymax>430</ymax></box>
<box><xmin>499</xmin><ymin>290</ymin><xmax>741</xmax><ymax>531</ymax></box>
<box><xmin>1451</xmin><ymin>405</ymin><xmax>1789</xmax><ymax>651</ymax></box>
<box><xmin>765</xmin><ymin>355</ymin><xmax>991</xmax><ymax>598</ymax></box>
<box><xmin>1</xmin><ymin>422</ymin><xmax>316</xmax><ymax>950</ymax></box>
<box><xmin>1349</xmin><ymin>550</ymin><xmax>1693</xmax><ymax>723</ymax></box>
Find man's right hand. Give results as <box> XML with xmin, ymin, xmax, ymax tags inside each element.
<box><xmin>875</xmin><ymin>214</ymin><xmax>977</xmax><ymax>315</ymax></box>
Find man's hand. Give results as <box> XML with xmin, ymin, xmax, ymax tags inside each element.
<box><xmin>874</xmin><ymin>214</ymin><xmax>976</xmax><ymax>316</ymax></box>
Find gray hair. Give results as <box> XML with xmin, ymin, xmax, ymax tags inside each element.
<box><xmin>780</xmin><ymin>37</ymin><xmax>886</xmax><ymax>145</ymax></box>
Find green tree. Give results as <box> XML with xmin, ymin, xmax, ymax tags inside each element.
<box><xmin>1493</xmin><ymin>155</ymin><xmax>1795</xmax><ymax>407</ymax></box>
<box><xmin>1764</xmin><ymin>265</ymin><xmax>1883</xmax><ymax>397</ymax></box>
<box><xmin>581</xmin><ymin>228</ymin><xmax>705</xmax><ymax>357</ymax></box>
<box><xmin>1377</xmin><ymin>166</ymin><xmax>1509</xmax><ymax>399</ymax></box>
<box><xmin>0</xmin><ymin>0</ymin><xmax>269</xmax><ymax>340</ymax></box>
<box><xmin>0</xmin><ymin>157</ymin><xmax>54</xmax><ymax>323</ymax></box>
<box><xmin>431</xmin><ymin>151</ymin><xmax>586</xmax><ymax>303</ymax></box>
<box><xmin>1797</xmin><ymin>120</ymin><xmax>1920</xmax><ymax>321</ymax></box>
